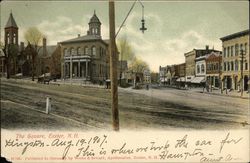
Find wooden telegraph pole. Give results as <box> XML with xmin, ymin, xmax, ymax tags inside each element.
<box><xmin>109</xmin><ymin>0</ymin><xmax>119</xmax><ymax>131</ymax></box>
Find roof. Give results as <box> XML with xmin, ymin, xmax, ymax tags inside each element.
<box><xmin>89</xmin><ymin>11</ymin><xmax>101</xmax><ymax>24</ymax></box>
<box><xmin>220</xmin><ymin>30</ymin><xmax>249</xmax><ymax>41</ymax></box>
<box><xmin>59</xmin><ymin>35</ymin><xmax>104</xmax><ymax>44</ymax></box>
<box><xmin>38</xmin><ymin>45</ymin><xmax>57</xmax><ymax>57</ymax></box>
<box><xmin>5</xmin><ymin>12</ymin><xmax>18</xmax><ymax>28</ymax></box>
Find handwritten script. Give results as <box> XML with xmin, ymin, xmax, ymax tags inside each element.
<box><xmin>3</xmin><ymin>132</ymin><xmax>245</xmax><ymax>162</ymax></box>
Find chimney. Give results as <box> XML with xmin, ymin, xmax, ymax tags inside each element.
<box><xmin>205</xmin><ymin>45</ymin><xmax>209</xmax><ymax>51</ymax></box>
<box><xmin>43</xmin><ymin>37</ymin><xmax>46</xmax><ymax>56</ymax></box>
<box><xmin>78</xmin><ymin>34</ymin><xmax>80</xmax><ymax>37</ymax></box>
<box><xmin>20</xmin><ymin>42</ymin><xmax>24</xmax><ymax>51</ymax></box>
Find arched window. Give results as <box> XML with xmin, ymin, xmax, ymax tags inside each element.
<box><xmin>13</xmin><ymin>33</ymin><xmax>16</xmax><ymax>44</ymax></box>
<box><xmin>201</xmin><ymin>64</ymin><xmax>205</xmax><ymax>73</ymax></box>
<box><xmin>70</xmin><ymin>47</ymin><xmax>74</xmax><ymax>55</ymax></box>
<box><xmin>197</xmin><ymin>65</ymin><xmax>200</xmax><ymax>74</ymax></box>
<box><xmin>64</xmin><ymin>48</ymin><xmax>68</xmax><ymax>56</ymax></box>
<box><xmin>7</xmin><ymin>33</ymin><xmax>10</xmax><ymax>44</ymax></box>
<box><xmin>235</xmin><ymin>60</ymin><xmax>238</xmax><ymax>71</ymax></box>
<box><xmin>84</xmin><ymin>46</ymin><xmax>89</xmax><ymax>55</ymax></box>
<box><xmin>77</xmin><ymin>47</ymin><xmax>81</xmax><ymax>55</ymax></box>
<box><xmin>91</xmin><ymin>46</ymin><xmax>96</xmax><ymax>56</ymax></box>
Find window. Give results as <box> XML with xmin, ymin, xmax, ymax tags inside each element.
<box><xmin>231</xmin><ymin>46</ymin><xmax>234</xmax><ymax>56</ymax></box>
<box><xmin>84</xmin><ymin>46</ymin><xmax>89</xmax><ymax>55</ymax></box>
<box><xmin>91</xmin><ymin>46</ymin><xmax>96</xmax><ymax>56</ymax></box>
<box><xmin>245</xmin><ymin>62</ymin><xmax>248</xmax><ymax>70</ymax></box>
<box><xmin>231</xmin><ymin>61</ymin><xmax>234</xmax><ymax>71</ymax></box>
<box><xmin>227</xmin><ymin>62</ymin><xmax>230</xmax><ymax>71</ymax></box>
<box><xmin>77</xmin><ymin>47</ymin><xmax>81</xmax><ymax>55</ymax></box>
<box><xmin>235</xmin><ymin>44</ymin><xmax>239</xmax><ymax>56</ymax></box>
<box><xmin>223</xmin><ymin>48</ymin><xmax>226</xmax><ymax>57</ymax></box>
<box><xmin>197</xmin><ymin>65</ymin><xmax>200</xmax><ymax>74</ymax></box>
<box><xmin>7</xmin><ymin>33</ymin><xmax>10</xmax><ymax>44</ymax></box>
<box><xmin>70</xmin><ymin>48</ymin><xmax>75</xmax><ymax>55</ymax></box>
<box><xmin>227</xmin><ymin>47</ymin><xmax>230</xmax><ymax>57</ymax></box>
<box><xmin>240</xmin><ymin>44</ymin><xmax>243</xmax><ymax>51</ymax></box>
<box><xmin>245</xmin><ymin>43</ymin><xmax>248</xmax><ymax>54</ymax></box>
<box><xmin>64</xmin><ymin>48</ymin><xmax>68</xmax><ymax>56</ymax></box>
<box><xmin>216</xmin><ymin>63</ymin><xmax>219</xmax><ymax>70</ymax></box>
<box><xmin>235</xmin><ymin>60</ymin><xmax>238</xmax><ymax>71</ymax></box>
<box><xmin>13</xmin><ymin>33</ymin><xmax>17</xmax><ymax>44</ymax></box>
<box><xmin>201</xmin><ymin>64</ymin><xmax>205</xmax><ymax>73</ymax></box>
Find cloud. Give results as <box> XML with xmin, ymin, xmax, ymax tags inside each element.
<box><xmin>36</xmin><ymin>16</ymin><xmax>86</xmax><ymax>45</ymax></box>
<box><xmin>9</xmin><ymin>13</ymin><xmax>221</xmax><ymax>73</ymax></box>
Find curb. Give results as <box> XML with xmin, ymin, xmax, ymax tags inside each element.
<box><xmin>199</xmin><ymin>91</ymin><xmax>249</xmax><ymax>99</ymax></box>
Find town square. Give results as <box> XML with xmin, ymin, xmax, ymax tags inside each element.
<box><xmin>0</xmin><ymin>1</ymin><xmax>249</xmax><ymax>130</ymax></box>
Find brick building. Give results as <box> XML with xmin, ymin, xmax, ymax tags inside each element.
<box><xmin>206</xmin><ymin>52</ymin><xmax>222</xmax><ymax>88</ymax></box>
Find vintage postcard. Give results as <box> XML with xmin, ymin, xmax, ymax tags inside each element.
<box><xmin>0</xmin><ymin>0</ymin><xmax>249</xmax><ymax>162</ymax></box>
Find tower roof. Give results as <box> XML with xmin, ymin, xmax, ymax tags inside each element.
<box><xmin>5</xmin><ymin>12</ymin><xmax>18</xmax><ymax>28</ymax></box>
<box><xmin>89</xmin><ymin>11</ymin><xmax>101</xmax><ymax>24</ymax></box>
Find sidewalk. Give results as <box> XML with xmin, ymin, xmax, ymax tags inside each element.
<box><xmin>189</xmin><ymin>87</ymin><xmax>249</xmax><ymax>99</ymax></box>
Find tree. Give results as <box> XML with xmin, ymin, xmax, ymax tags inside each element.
<box><xmin>24</xmin><ymin>27</ymin><xmax>43</xmax><ymax>81</ymax></box>
<box><xmin>129</xmin><ymin>57</ymin><xmax>149</xmax><ymax>73</ymax></box>
<box><xmin>0</xmin><ymin>42</ymin><xmax>4</xmax><ymax>49</ymax></box>
<box><xmin>117</xmin><ymin>36</ymin><xmax>135</xmax><ymax>62</ymax></box>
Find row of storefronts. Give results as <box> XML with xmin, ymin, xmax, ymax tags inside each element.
<box><xmin>159</xmin><ymin>30</ymin><xmax>249</xmax><ymax>92</ymax></box>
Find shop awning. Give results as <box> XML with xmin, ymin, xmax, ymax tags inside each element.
<box><xmin>191</xmin><ymin>77</ymin><xmax>206</xmax><ymax>83</ymax></box>
<box><xmin>176</xmin><ymin>77</ymin><xmax>185</xmax><ymax>82</ymax></box>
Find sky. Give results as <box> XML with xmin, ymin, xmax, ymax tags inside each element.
<box><xmin>0</xmin><ymin>0</ymin><xmax>249</xmax><ymax>72</ymax></box>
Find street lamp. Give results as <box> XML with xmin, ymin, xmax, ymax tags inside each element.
<box><xmin>115</xmin><ymin>0</ymin><xmax>147</xmax><ymax>37</ymax></box>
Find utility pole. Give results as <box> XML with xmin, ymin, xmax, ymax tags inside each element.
<box><xmin>240</xmin><ymin>49</ymin><xmax>245</xmax><ymax>97</ymax></box>
<box><xmin>109</xmin><ymin>0</ymin><xmax>119</xmax><ymax>131</ymax></box>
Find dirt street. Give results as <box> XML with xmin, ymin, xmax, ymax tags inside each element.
<box><xmin>1</xmin><ymin>79</ymin><xmax>249</xmax><ymax>130</ymax></box>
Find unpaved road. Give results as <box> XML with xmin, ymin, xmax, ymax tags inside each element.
<box><xmin>1</xmin><ymin>79</ymin><xmax>249</xmax><ymax>130</ymax></box>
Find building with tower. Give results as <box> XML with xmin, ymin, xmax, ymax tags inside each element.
<box><xmin>1</xmin><ymin>12</ymin><xmax>61</xmax><ymax>79</ymax></box>
<box><xmin>3</xmin><ymin>12</ymin><xmax>19</xmax><ymax>76</ymax></box>
<box><xmin>60</xmin><ymin>11</ymin><xmax>110</xmax><ymax>83</ymax></box>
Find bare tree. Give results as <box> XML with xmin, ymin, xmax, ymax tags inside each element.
<box><xmin>24</xmin><ymin>27</ymin><xmax>43</xmax><ymax>81</ymax></box>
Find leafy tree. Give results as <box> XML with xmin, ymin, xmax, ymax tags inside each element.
<box><xmin>129</xmin><ymin>57</ymin><xmax>149</xmax><ymax>73</ymax></box>
<box><xmin>24</xmin><ymin>27</ymin><xmax>44</xmax><ymax>81</ymax></box>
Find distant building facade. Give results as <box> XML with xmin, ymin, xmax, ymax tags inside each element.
<box><xmin>184</xmin><ymin>46</ymin><xmax>220</xmax><ymax>85</ymax></box>
<box><xmin>220</xmin><ymin>30</ymin><xmax>249</xmax><ymax>91</ymax></box>
<box><xmin>206</xmin><ymin>52</ymin><xmax>222</xmax><ymax>88</ymax></box>
<box><xmin>143</xmin><ymin>69</ymin><xmax>151</xmax><ymax>83</ymax></box>
<box><xmin>60</xmin><ymin>12</ymin><xmax>110</xmax><ymax>83</ymax></box>
<box><xmin>175</xmin><ymin>63</ymin><xmax>186</xmax><ymax>83</ymax></box>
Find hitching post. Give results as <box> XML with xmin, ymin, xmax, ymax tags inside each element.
<box><xmin>46</xmin><ymin>97</ymin><xmax>51</xmax><ymax>114</ymax></box>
